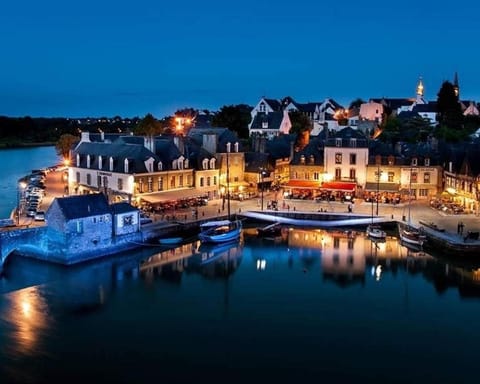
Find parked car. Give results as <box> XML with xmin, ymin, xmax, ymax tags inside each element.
<box><xmin>34</xmin><ymin>211</ymin><xmax>45</xmax><ymax>221</ymax></box>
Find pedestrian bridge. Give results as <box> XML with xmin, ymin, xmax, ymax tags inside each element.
<box><xmin>239</xmin><ymin>210</ymin><xmax>393</xmax><ymax>227</ymax></box>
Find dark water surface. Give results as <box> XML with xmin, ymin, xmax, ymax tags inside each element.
<box><xmin>1</xmin><ymin>228</ymin><xmax>480</xmax><ymax>383</ymax></box>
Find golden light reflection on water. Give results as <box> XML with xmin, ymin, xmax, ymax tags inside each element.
<box><xmin>2</xmin><ymin>285</ymin><xmax>49</xmax><ymax>357</ymax></box>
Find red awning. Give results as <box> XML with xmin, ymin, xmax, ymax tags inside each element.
<box><xmin>320</xmin><ymin>182</ymin><xmax>357</xmax><ymax>192</ymax></box>
<box><xmin>284</xmin><ymin>180</ymin><xmax>321</xmax><ymax>189</ymax></box>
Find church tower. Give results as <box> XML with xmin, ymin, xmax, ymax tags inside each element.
<box><xmin>453</xmin><ymin>72</ymin><xmax>460</xmax><ymax>99</ymax></box>
<box><xmin>415</xmin><ymin>76</ymin><xmax>425</xmax><ymax>104</ymax></box>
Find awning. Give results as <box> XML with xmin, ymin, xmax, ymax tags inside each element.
<box><xmin>364</xmin><ymin>182</ymin><xmax>400</xmax><ymax>192</ymax></box>
<box><xmin>320</xmin><ymin>182</ymin><xmax>357</xmax><ymax>192</ymax></box>
<box><xmin>140</xmin><ymin>188</ymin><xmax>208</xmax><ymax>203</ymax></box>
<box><xmin>285</xmin><ymin>180</ymin><xmax>321</xmax><ymax>189</ymax></box>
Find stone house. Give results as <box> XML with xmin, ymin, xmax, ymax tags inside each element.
<box><xmin>45</xmin><ymin>193</ymin><xmax>141</xmax><ymax>264</ymax></box>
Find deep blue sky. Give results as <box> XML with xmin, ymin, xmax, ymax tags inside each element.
<box><xmin>1</xmin><ymin>0</ymin><xmax>478</xmax><ymax>118</ymax></box>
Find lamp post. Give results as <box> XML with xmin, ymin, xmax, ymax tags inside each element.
<box><xmin>376</xmin><ymin>164</ymin><xmax>380</xmax><ymax>216</ymax></box>
<box><xmin>17</xmin><ymin>181</ymin><xmax>26</xmax><ymax>226</ymax></box>
<box><xmin>226</xmin><ymin>142</ymin><xmax>231</xmax><ymax>220</ymax></box>
<box><xmin>64</xmin><ymin>157</ymin><xmax>70</xmax><ymax>195</ymax></box>
<box><xmin>259</xmin><ymin>168</ymin><xmax>266</xmax><ymax>211</ymax></box>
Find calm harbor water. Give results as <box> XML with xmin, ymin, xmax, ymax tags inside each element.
<box><xmin>0</xmin><ymin>147</ymin><xmax>60</xmax><ymax>218</ymax></box>
<box><xmin>1</xmin><ymin>225</ymin><xmax>480</xmax><ymax>383</ymax></box>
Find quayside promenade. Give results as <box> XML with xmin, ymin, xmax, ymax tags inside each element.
<box><xmin>3</xmin><ymin>167</ymin><xmax>480</xmax><ymax>269</ymax></box>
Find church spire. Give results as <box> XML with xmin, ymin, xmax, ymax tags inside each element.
<box><xmin>415</xmin><ymin>76</ymin><xmax>425</xmax><ymax>104</ymax></box>
<box><xmin>416</xmin><ymin>76</ymin><xmax>424</xmax><ymax>97</ymax></box>
<box><xmin>453</xmin><ymin>72</ymin><xmax>459</xmax><ymax>98</ymax></box>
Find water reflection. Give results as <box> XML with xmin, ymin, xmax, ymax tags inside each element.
<box><xmin>2</xmin><ymin>228</ymin><xmax>480</xmax><ymax>382</ymax></box>
<box><xmin>0</xmin><ymin>286</ymin><xmax>49</xmax><ymax>358</ymax></box>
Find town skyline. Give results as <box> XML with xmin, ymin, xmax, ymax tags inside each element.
<box><xmin>1</xmin><ymin>0</ymin><xmax>479</xmax><ymax>118</ymax></box>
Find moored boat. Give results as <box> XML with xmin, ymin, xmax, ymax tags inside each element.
<box><xmin>366</xmin><ymin>224</ymin><xmax>387</xmax><ymax>240</ymax></box>
<box><xmin>198</xmin><ymin>219</ymin><xmax>242</xmax><ymax>244</ymax></box>
<box><xmin>398</xmin><ymin>223</ymin><xmax>426</xmax><ymax>247</ymax></box>
<box><xmin>257</xmin><ymin>222</ymin><xmax>282</xmax><ymax>237</ymax></box>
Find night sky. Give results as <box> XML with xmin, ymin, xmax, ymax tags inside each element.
<box><xmin>1</xmin><ymin>0</ymin><xmax>478</xmax><ymax>118</ymax></box>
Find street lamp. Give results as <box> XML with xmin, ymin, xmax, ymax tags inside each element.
<box><xmin>17</xmin><ymin>181</ymin><xmax>26</xmax><ymax>226</ymax></box>
<box><xmin>259</xmin><ymin>168</ymin><xmax>267</xmax><ymax>211</ymax></box>
<box><xmin>64</xmin><ymin>157</ymin><xmax>70</xmax><ymax>195</ymax></box>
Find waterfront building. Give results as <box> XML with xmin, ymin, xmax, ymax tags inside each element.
<box><xmin>44</xmin><ymin>193</ymin><xmax>141</xmax><ymax>264</ymax></box>
<box><xmin>323</xmin><ymin>127</ymin><xmax>369</xmax><ymax>195</ymax></box>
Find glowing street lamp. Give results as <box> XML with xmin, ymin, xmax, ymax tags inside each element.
<box><xmin>17</xmin><ymin>181</ymin><xmax>27</xmax><ymax>226</ymax></box>
<box><xmin>64</xmin><ymin>157</ymin><xmax>70</xmax><ymax>195</ymax></box>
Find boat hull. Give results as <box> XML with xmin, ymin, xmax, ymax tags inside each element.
<box><xmin>199</xmin><ymin>220</ymin><xmax>243</xmax><ymax>244</ymax></box>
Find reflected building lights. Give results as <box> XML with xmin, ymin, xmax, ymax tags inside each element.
<box><xmin>257</xmin><ymin>259</ymin><xmax>267</xmax><ymax>271</ymax></box>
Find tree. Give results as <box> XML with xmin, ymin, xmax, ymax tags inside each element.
<box><xmin>437</xmin><ymin>81</ymin><xmax>464</xmax><ymax>130</ymax></box>
<box><xmin>349</xmin><ymin>98</ymin><xmax>365</xmax><ymax>110</ymax></box>
<box><xmin>288</xmin><ymin>110</ymin><xmax>312</xmax><ymax>135</ymax></box>
<box><xmin>211</xmin><ymin>104</ymin><xmax>252</xmax><ymax>139</ymax></box>
<box><xmin>55</xmin><ymin>134</ymin><xmax>79</xmax><ymax>160</ymax></box>
<box><xmin>134</xmin><ymin>113</ymin><xmax>163</xmax><ymax>136</ymax></box>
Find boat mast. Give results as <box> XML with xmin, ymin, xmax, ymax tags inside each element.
<box><xmin>408</xmin><ymin>167</ymin><xmax>412</xmax><ymax>225</ymax></box>
<box><xmin>226</xmin><ymin>142</ymin><xmax>231</xmax><ymax>220</ymax></box>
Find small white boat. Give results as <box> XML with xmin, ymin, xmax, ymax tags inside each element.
<box><xmin>366</xmin><ymin>224</ymin><xmax>386</xmax><ymax>240</ymax></box>
<box><xmin>198</xmin><ymin>219</ymin><xmax>242</xmax><ymax>244</ymax></box>
<box><xmin>398</xmin><ymin>223</ymin><xmax>426</xmax><ymax>247</ymax></box>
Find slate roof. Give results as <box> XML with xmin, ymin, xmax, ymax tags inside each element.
<box><xmin>110</xmin><ymin>202</ymin><xmax>138</xmax><ymax>215</ymax></box>
<box><xmin>290</xmin><ymin>137</ymin><xmax>324</xmax><ymax>166</ymax></box>
<box><xmin>371</xmin><ymin>98</ymin><xmax>415</xmax><ymax>111</ymax></box>
<box><xmin>245</xmin><ymin>152</ymin><xmax>273</xmax><ymax>172</ymax></box>
<box><xmin>53</xmin><ymin>193</ymin><xmax>111</xmax><ymax>220</ymax></box>
<box><xmin>250</xmin><ymin>112</ymin><xmax>284</xmax><ymax>130</ymax></box>
<box><xmin>265</xmin><ymin>134</ymin><xmax>296</xmax><ymax>159</ymax></box>
<box><xmin>412</xmin><ymin>102</ymin><xmax>437</xmax><ymax>113</ymax></box>
<box><xmin>74</xmin><ymin>141</ymin><xmax>159</xmax><ymax>174</ymax></box>
<box><xmin>324</xmin><ymin>127</ymin><xmax>368</xmax><ymax>148</ymax></box>
<box><xmin>263</xmin><ymin>98</ymin><xmax>282</xmax><ymax>111</ymax></box>
<box><xmin>187</xmin><ymin>127</ymin><xmax>242</xmax><ymax>152</ymax></box>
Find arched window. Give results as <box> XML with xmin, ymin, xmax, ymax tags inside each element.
<box><xmin>109</xmin><ymin>157</ymin><xmax>114</xmax><ymax>171</ymax></box>
<box><xmin>76</xmin><ymin>154</ymin><xmax>80</xmax><ymax>166</ymax></box>
<box><xmin>202</xmin><ymin>158</ymin><xmax>209</xmax><ymax>170</ymax></box>
<box><xmin>234</xmin><ymin>142</ymin><xmax>239</xmax><ymax>152</ymax></box>
<box><xmin>124</xmin><ymin>158</ymin><xmax>129</xmax><ymax>173</ymax></box>
<box><xmin>158</xmin><ymin>161</ymin><xmax>163</xmax><ymax>171</ymax></box>
<box><xmin>178</xmin><ymin>156</ymin><xmax>184</xmax><ymax>170</ymax></box>
<box><xmin>98</xmin><ymin>155</ymin><xmax>103</xmax><ymax>170</ymax></box>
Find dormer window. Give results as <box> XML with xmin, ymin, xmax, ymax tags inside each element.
<box><xmin>209</xmin><ymin>158</ymin><xmax>216</xmax><ymax>169</ymax></box>
<box><xmin>158</xmin><ymin>161</ymin><xmax>163</xmax><ymax>171</ymax></box>
<box><xmin>184</xmin><ymin>159</ymin><xmax>189</xmax><ymax>169</ymax></box>
<box><xmin>178</xmin><ymin>156</ymin><xmax>184</xmax><ymax>170</ymax></box>
<box><xmin>424</xmin><ymin>158</ymin><xmax>430</xmax><ymax>166</ymax></box>
<box><xmin>109</xmin><ymin>157</ymin><xmax>114</xmax><ymax>171</ymax></box>
<box><xmin>262</xmin><ymin>121</ymin><xmax>268</xmax><ymax>129</ymax></box>
<box><xmin>202</xmin><ymin>158</ymin><xmax>209</xmax><ymax>170</ymax></box>
<box><xmin>309</xmin><ymin>155</ymin><xmax>315</xmax><ymax>164</ymax></box>
<box><xmin>76</xmin><ymin>154</ymin><xmax>80</xmax><ymax>166</ymax></box>
<box><xmin>87</xmin><ymin>155</ymin><xmax>91</xmax><ymax>169</ymax></box>
<box><xmin>335</xmin><ymin>138</ymin><xmax>342</xmax><ymax>147</ymax></box>
<box><xmin>300</xmin><ymin>155</ymin><xmax>306</xmax><ymax>165</ymax></box>
<box><xmin>98</xmin><ymin>155</ymin><xmax>103</xmax><ymax>170</ymax></box>
<box><xmin>124</xmin><ymin>158</ymin><xmax>129</xmax><ymax>173</ymax></box>
<box><xmin>172</xmin><ymin>159</ymin><xmax>178</xmax><ymax>170</ymax></box>
<box><xmin>387</xmin><ymin>155</ymin><xmax>394</xmax><ymax>166</ymax></box>
<box><xmin>411</xmin><ymin>158</ymin><xmax>418</xmax><ymax>166</ymax></box>
<box><xmin>350</xmin><ymin>138</ymin><xmax>357</xmax><ymax>148</ymax></box>
<box><xmin>234</xmin><ymin>142</ymin><xmax>239</xmax><ymax>152</ymax></box>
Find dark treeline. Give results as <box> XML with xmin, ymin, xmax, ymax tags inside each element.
<box><xmin>0</xmin><ymin>116</ymin><xmax>140</xmax><ymax>147</ymax></box>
